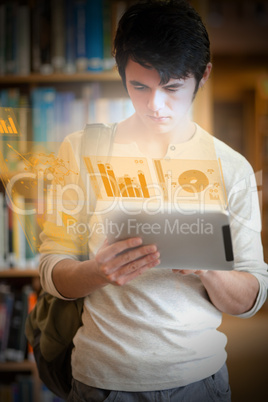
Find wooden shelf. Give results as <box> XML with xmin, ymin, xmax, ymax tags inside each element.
<box><xmin>0</xmin><ymin>269</ymin><xmax>39</xmax><ymax>278</ymax></box>
<box><xmin>0</xmin><ymin>360</ymin><xmax>37</xmax><ymax>372</ymax></box>
<box><xmin>0</xmin><ymin>70</ymin><xmax>121</xmax><ymax>84</ymax></box>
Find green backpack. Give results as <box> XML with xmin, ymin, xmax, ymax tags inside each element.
<box><xmin>25</xmin><ymin>123</ymin><xmax>116</xmax><ymax>399</ymax></box>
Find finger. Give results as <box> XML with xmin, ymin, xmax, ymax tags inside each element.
<box><xmin>97</xmin><ymin>237</ymin><xmax>143</xmax><ymax>264</ymax></box>
<box><xmin>172</xmin><ymin>269</ymin><xmax>192</xmax><ymax>275</ymax></box>
<box><xmin>109</xmin><ymin>254</ymin><xmax>161</xmax><ymax>286</ymax></box>
<box><xmin>115</xmin><ymin>249</ymin><xmax>160</xmax><ymax>276</ymax></box>
<box><xmin>106</xmin><ymin>244</ymin><xmax>158</xmax><ymax>274</ymax></box>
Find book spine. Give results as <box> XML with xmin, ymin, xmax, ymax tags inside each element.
<box><xmin>41</xmin><ymin>87</ymin><xmax>56</xmax><ymax>144</ymax></box>
<box><xmin>51</xmin><ymin>0</ymin><xmax>66</xmax><ymax>72</ymax></box>
<box><xmin>102</xmin><ymin>0</ymin><xmax>114</xmax><ymax>71</ymax></box>
<box><xmin>7</xmin><ymin>199</ymin><xmax>15</xmax><ymax>267</ymax></box>
<box><xmin>0</xmin><ymin>3</ymin><xmax>5</xmax><ymax>75</ymax></box>
<box><xmin>12</xmin><ymin>194</ymin><xmax>26</xmax><ymax>269</ymax></box>
<box><xmin>39</xmin><ymin>0</ymin><xmax>52</xmax><ymax>74</ymax></box>
<box><xmin>5</xmin><ymin>0</ymin><xmax>17</xmax><ymax>75</ymax></box>
<box><xmin>74</xmin><ymin>0</ymin><xmax>87</xmax><ymax>72</ymax></box>
<box><xmin>2</xmin><ymin>292</ymin><xmax>14</xmax><ymax>359</ymax></box>
<box><xmin>16</xmin><ymin>4</ymin><xmax>30</xmax><ymax>75</ymax></box>
<box><xmin>65</xmin><ymin>0</ymin><xmax>76</xmax><ymax>73</ymax></box>
<box><xmin>31</xmin><ymin>0</ymin><xmax>41</xmax><ymax>73</ymax></box>
<box><xmin>3</xmin><ymin>196</ymin><xmax>9</xmax><ymax>267</ymax></box>
<box><xmin>31</xmin><ymin>88</ymin><xmax>43</xmax><ymax>142</ymax></box>
<box><xmin>26</xmin><ymin>289</ymin><xmax>37</xmax><ymax>361</ymax></box>
<box><xmin>0</xmin><ymin>286</ymin><xmax>14</xmax><ymax>362</ymax></box>
<box><xmin>17</xmin><ymin>94</ymin><xmax>30</xmax><ymax>152</ymax></box>
<box><xmin>0</xmin><ymin>193</ymin><xmax>5</xmax><ymax>268</ymax></box>
<box><xmin>86</xmin><ymin>0</ymin><xmax>104</xmax><ymax>72</ymax></box>
<box><xmin>5</xmin><ymin>289</ymin><xmax>27</xmax><ymax>362</ymax></box>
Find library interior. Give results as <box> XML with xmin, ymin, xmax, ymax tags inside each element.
<box><xmin>0</xmin><ymin>0</ymin><xmax>268</xmax><ymax>401</ymax></box>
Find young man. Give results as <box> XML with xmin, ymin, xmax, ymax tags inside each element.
<box><xmin>39</xmin><ymin>1</ymin><xmax>268</xmax><ymax>401</ymax></box>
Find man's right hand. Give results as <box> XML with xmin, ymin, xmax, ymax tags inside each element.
<box><xmin>92</xmin><ymin>237</ymin><xmax>160</xmax><ymax>286</ymax></box>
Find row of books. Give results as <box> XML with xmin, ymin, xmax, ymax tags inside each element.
<box><xmin>30</xmin><ymin>85</ymin><xmax>134</xmax><ymax>144</ymax></box>
<box><xmin>0</xmin><ymin>379</ymin><xmax>64</xmax><ymax>402</ymax></box>
<box><xmin>0</xmin><ymin>192</ymin><xmax>39</xmax><ymax>270</ymax></box>
<box><xmin>0</xmin><ymin>284</ymin><xmax>37</xmax><ymax>363</ymax></box>
<box><xmin>0</xmin><ymin>85</ymin><xmax>134</xmax><ymax>145</ymax></box>
<box><xmin>0</xmin><ymin>0</ymin><xmax>129</xmax><ymax>76</ymax></box>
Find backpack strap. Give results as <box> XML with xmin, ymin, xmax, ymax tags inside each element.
<box><xmin>79</xmin><ymin>123</ymin><xmax>116</xmax><ymax>259</ymax></box>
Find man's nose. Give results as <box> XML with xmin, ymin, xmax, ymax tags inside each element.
<box><xmin>147</xmin><ymin>90</ymin><xmax>165</xmax><ymax>112</ymax></box>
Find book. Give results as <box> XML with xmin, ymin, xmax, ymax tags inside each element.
<box><xmin>0</xmin><ymin>2</ymin><xmax>5</xmax><ymax>75</ymax></box>
<box><xmin>65</xmin><ymin>0</ymin><xmax>76</xmax><ymax>73</ymax></box>
<box><xmin>31</xmin><ymin>87</ymin><xmax>56</xmax><ymax>143</ymax></box>
<box><xmin>39</xmin><ymin>0</ymin><xmax>52</xmax><ymax>75</ymax></box>
<box><xmin>26</xmin><ymin>289</ymin><xmax>37</xmax><ymax>361</ymax></box>
<box><xmin>5</xmin><ymin>0</ymin><xmax>17</xmax><ymax>75</ymax></box>
<box><xmin>5</xmin><ymin>286</ymin><xmax>31</xmax><ymax>362</ymax></box>
<box><xmin>31</xmin><ymin>0</ymin><xmax>41</xmax><ymax>73</ymax></box>
<box><xmin>12</xmin><ymin>194</ymin><xmax>27</xmax><ymax>269</ymax></box>
<box><xmin>17</xmin><ymin>375</ymin><xmax>34</xmax><ymax>402</ymax></box>
<box><xmin>86</xmin><ymin>0</ymin><xmax>104</xmax><ymax>72</ymax></box>
<box><xmin>74</xmin><ymin>0</ymin><xmax>87</xmax><ymax>72</ymax></box>
<box><xmin>31</xmin><ymin>0</ymin><xmax>52</xmax><ymax>74</ymax></box>
<box><xmin>51</xmin><ymin>0</ymin><xmax>66</xmax><ymax>72</ymax></box>
<box><xmin>0</xmin><ymin>284</ymin><xmax>14</xmax><ymax>362</ymax></box>
<box><xmin>16</xmin><ymin>3</ymin><xmax>30</xmax><ymax>75</ymax></box>
<box><xmin>0</xmin><ymin>193</ymin><xmax>6</xmax><ymax>268</ymax></box>
<box><xmin>102</xmin><ymin>0</ymin><xmax>115</xmax><ymax>70</ymax></box>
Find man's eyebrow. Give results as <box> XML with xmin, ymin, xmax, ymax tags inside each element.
<box><xmin>129</xmin><ymin>80</ymin><xmax>148</xmax><ymax>87</ymax></box>
<box><xmin>162</xmin><ymin>82</ymin><xmax>184</xmax><ymax>89</ymax></box>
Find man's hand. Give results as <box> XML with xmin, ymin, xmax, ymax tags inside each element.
<box><xmin>173</xmin><ymin>268</ymin><xmax>259</xmax><ymax>315</ymax></box>
<box><xmin>52</xmin><ymin>237</ymin><xmax>160</xmax><ymax>299</ymax></box>
<box><xmin>93</xmin><ymin>237</ymin><xmax>160</xmax><ymax>286</ymax></box>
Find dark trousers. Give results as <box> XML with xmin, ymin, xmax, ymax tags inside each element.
<box><xmin>67</xmin><ymin>364</ymin><xmax>231</xmax><ymax>402</ymax></box>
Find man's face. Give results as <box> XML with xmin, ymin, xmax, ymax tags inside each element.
<box><xmin>125</xmin><ymin>59</ymin><xmax>197</xmax><ymax>135</ymax></box>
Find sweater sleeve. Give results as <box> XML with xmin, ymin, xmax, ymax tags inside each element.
<box><xmin>38</xmin><ymin>130</ymin><xmax>90</xmax><ymax>299</ymax></box>
<box><xmin>220</xmin><ymin>151</ymin><xmax>268</xmax><ymax>318</ymax></box>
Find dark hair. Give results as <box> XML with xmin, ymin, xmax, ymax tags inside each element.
<box><xmin>113</xmin><ymin>0</ymin><xmax>210</xmax><ymax>92</ymax></box>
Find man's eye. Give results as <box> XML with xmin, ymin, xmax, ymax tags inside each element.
<box><xmin>134</xmin><ymin>85</ymin><xmax>146</xmax><ymax>90</ymax></box>
<box><xmin>165</xmin><ymin>87</ymin><xmax>179</xmax><ymax>93</ymax></box>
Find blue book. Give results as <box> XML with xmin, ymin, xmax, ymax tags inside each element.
<box><xmin>86</xmin><ymin>0</ymin><xmax>104</xmax><ymax>72</ymax></box>
<box><xmin>102</xmin><ymin>0</ymin><xmax>114</xmax><ymax>71</ymax></box>
<box><xmin>31</xmin><ymin>88</ymin><xmax>43</xmax><ymax>143</ymax></box>
<box><xmin>31</xmin><ymin>87</ymin><xmax>56</xmax><ymax>144</ymax></box>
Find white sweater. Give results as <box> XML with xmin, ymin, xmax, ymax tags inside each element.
<box><xmin>39</xmin><ymin>124</ymin><xmax>268</xmax><ymax>392</ymax></box>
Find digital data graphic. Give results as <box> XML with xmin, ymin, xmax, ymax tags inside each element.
<box><xmin>0</xmin><ymin>108</ymin><xmax>20</xmax><ymax>136</ymax></box>
<box><xmin>84</xmin><ymin>155</ymin><xmax>227</xmax><ymax>206</ymax></box>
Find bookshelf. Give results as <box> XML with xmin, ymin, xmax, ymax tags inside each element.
<box><xmin>0</xmin><ymin>269</ymin><xmax>39</xmax><ymax>278</ymax></box>
<box><xmin>0</xmin><ymin>1</ymin><xmax>131</xmax><ymax>400</ymax></box>
<box><xmin>0</xmin><ymin>71</ymin><xmax>122</xmax><ymax>84</ymax></box>
<box><xmin>0</xmin><ymin>267</ymin><xmax>41</xmax><ymax>402</ymax></box>
<box><xmin>0</xmin><ymin>360</ymin><xmax>41</xmax><ymax>402</ymax></box>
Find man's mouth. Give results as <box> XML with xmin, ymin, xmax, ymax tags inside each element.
<box><xmin>147</xmin><ymin>115</ymin><xmax>169</xmax><ymax>123</ymax></box>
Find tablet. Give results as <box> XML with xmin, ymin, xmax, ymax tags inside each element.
<box><xmin>104</xmin><ymin>206</ymin><xmax>234</xmax><ymax>270</ymax></box>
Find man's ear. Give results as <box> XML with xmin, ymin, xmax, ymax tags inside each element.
<box><xmin>199</xmin><ymin>62</ymin><xmax>212</xmax><ymax>88</ymax></box>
